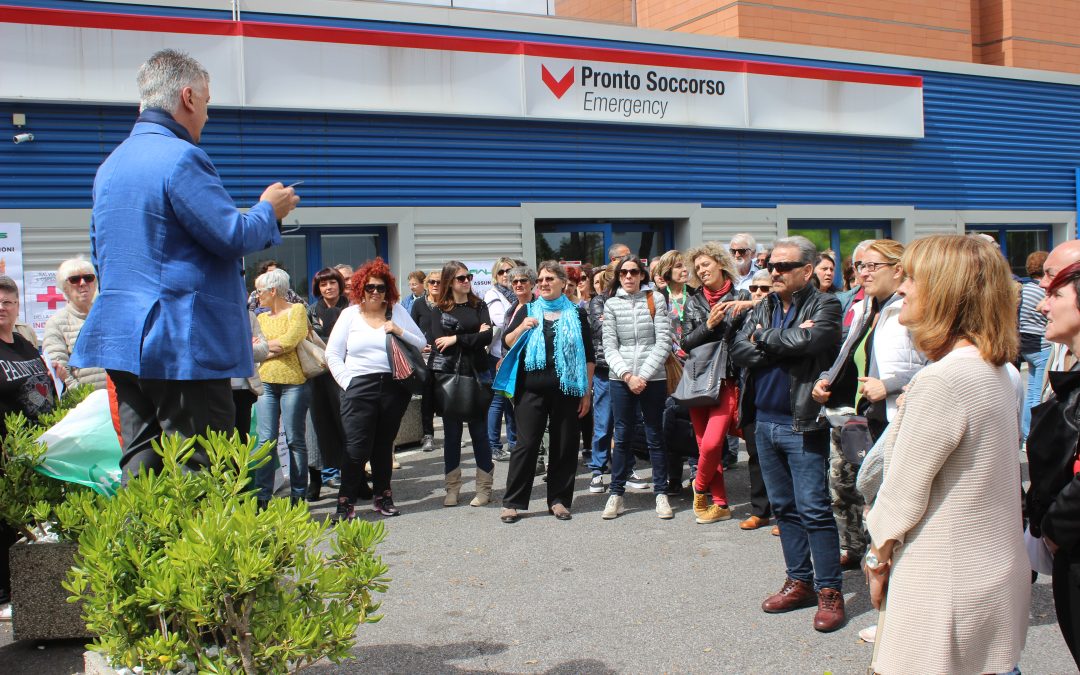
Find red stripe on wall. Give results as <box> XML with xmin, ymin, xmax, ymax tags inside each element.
<box><xmin>0</xmin><ymin>4</ymin><xmax>921</xmax><ymax>88</ymax></box>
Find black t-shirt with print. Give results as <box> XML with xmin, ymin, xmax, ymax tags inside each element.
<box><xmin>0</xmin><ymin>333</ymin><xmax>56</xmax><ymax>437</ymax></box>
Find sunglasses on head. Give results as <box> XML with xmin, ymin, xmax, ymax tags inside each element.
<box><xmin>767</xmin><ymin>261</ymin><xmax>807</xmax><ymax>273</ymax></box>
<box><xmin>364</xmin><ymin>283</ymin><xmax>387</xmax><ymax>294</ymax></box>
<box><xmin>68</xmin><ymin>273</ymin><xmax>96</xmax><ymax>285</ymax></box>
<box><xmin>454</xmin><ymin>273</ymin><xmax>474</xmax><ymax>283</ymax></box>
<box><xmin>748</xmin><ymin>285</ymin><xmax>771</xmax><ymax>292</ymax></box>
<box><xmin>620</xmin><ymin>268</ymin><xmax>641</xmax><ymax>277</ymax></box>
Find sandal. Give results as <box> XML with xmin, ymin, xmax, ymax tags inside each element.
<box><xmin>549</xmin><ymin>504</ymin><xmax>572</xmax><ymax>521</ymax></box>
<box><xmin>500</xmin><ymin>508</ymin><xmax>520</xmax><ymax>524</ymax></box>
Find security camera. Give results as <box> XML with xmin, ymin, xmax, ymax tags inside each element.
<box><xmin>12</xmin><ymin>133</ymin><xmax>34</xmax><ymax>144</ymax></box>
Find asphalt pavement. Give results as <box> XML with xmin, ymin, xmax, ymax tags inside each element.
<box><xmin>2</xmin><ymin>436</ymin><xmax>1074</xmax><ymax>674</ymax></box>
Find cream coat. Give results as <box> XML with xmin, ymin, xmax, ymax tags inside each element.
<box><xmin>42</xmin><ymin>305</ymin><xmax>108</xmax><ymax>390</ymax></box>
<box><xmin>866</xmin><ymin>348</ymin><xmax>1029</xmax><ymax>675</ymax></box>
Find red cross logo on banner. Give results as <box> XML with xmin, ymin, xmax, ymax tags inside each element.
<box><xmin>37</xmin><ymin>286</ymin><xmax>65</xmax><ymax>310</ymax></box>
<box><xmin>541</xmin><ymin>65</ymin><xmax>574</xmax><ymax>99</ymax></box>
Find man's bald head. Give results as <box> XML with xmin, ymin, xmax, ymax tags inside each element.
<box><xmin>1041</xmin><ymin>239</ymin><xmax>1080</xmax><ymax>290</ymax></box>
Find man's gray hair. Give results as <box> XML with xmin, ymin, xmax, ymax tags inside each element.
<box><xmin>773</xmin><ymin>235</ymin><xmax>818</xmax><ymax>265</ymax></box>
<box><xmin>608</xmin><ymin>242</ymin><xmax>630</xmax><ymax>260</ymax></box>
<box><xmin>256</xmin><ymin>268</ymin><xmax>291</xmax><ymax>297</ymax></box>
<box><xmin>137</xmin><ymin>49</ymin><xmax>209</xmax><ymax>113</ymax></box>
<box><xmin>730</xmin><ymin>232</ymin><xmax>757</xmax><ymax>251</ymax></box>
<box><xmin>508</xmin><ymin>265</ymin><xmax>537</xmax><ymax>284</ymax></box>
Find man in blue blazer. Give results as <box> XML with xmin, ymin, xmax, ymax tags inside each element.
<box><xmin>70</xmin><ymin>49</ymin><xmax>300</xmax><ymax>481</ymax></box>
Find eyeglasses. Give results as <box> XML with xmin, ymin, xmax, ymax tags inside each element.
<box><xmin>67</xmin><ymin>274</ymin><xmax>96</xmax><ymax>285</ymax></box>
<box><xmin>255</xmin><ymin>287</ymin><xmax>270</xmax><ymax>294</ymax></box>
<box><xmin>855</xmin><ymin>262</ymin><xmax>896</xmax><ymax>273</ymax></box>
<box><xmin>620</xmin><ymin>268</ymin><xmax>642</xmax><ymax>277</ymax></box>
<box><xmin>364</xmin><ymin>284</ymin><xmax>387</xmax><ymax>294</ymax></box>
<box><xmin>730</xmin><ymin>248</ymin><xmax>752</xmax><ymax>257</ymax></box>
<box><xmin>748</xmin><ymin>285</ymin><xmax>771</xmax><ymax>292</ymax></box>
<box><xmin>427</xmin><ymin>280</ymin><xmax>441</xmax><ymax>286</ymax></box>
<box><xmin>454</xmin><ymin>274</ymin><xmax>474</xmax><ymax>283</ymax></box>
<box><xmin>511</xmin><ymin>278</ymin><xmax>531</xmax><ymax>286</ymax></box>
<box><xmin>767</xmin><ymin>261</ymin><xmax>807</xmax><ymax>273</ymax></box>
<box><xmin>537</xmin><ymin>276</ymin><xmax>559</xmax><ymax>284</ymax></box>
<box><xmin>0</xmin><ymin>300</ymin><xmax>16</xmax><ymax>309</ymax></box>
<box><xmin>495</xmin><ymin>269</ymin><xmax>508</xmax><ymax>276</ymax></box>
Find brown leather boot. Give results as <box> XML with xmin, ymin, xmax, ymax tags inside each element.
<box><xmin>762</xmin><ymin>578</ymin><xmax>817</xmax><ymax>613</ymax></box>
<box><xmin>813</xmin><ymin>588</ymin><xmax>846</xmax><ymax>632</ymax></box>
<box><xmin>443</xmin><ymin>468</ymin><xmax>462</xmax><ymax>507</ymax></box>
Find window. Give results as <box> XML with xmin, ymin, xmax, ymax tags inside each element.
<box><xmin>246</xmin><ymin>227</ymin><xmax>388</xmax><ymax>300</ymax></box>
<box><xmin>967</xmin><ymin>226</ymin><xmax>1052</xmax><ymax>279</ymax></box>
<box><xmin>535</xmin><ymin>221</ymin><xmax>673</xmax><ymax>267</ymax></box>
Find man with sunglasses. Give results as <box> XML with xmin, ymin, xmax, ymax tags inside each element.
<box><xmin>70</xmin><ymin>50</ymin><xmax>298</xmax><ymax>482</ymax></box>
<box><xmin>729</xmin><ymin>233</ymin><xmax>760</xmax><ymax>292</ymax></box>
<box><xmin>731</xmin><ymin>235</ymin><xmax>845</xmax><ymax>633</ymax></box>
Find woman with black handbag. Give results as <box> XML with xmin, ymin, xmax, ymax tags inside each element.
<box><xmin>429</xmin><ymin>260</ymin><xmax>495</xmax><ymax>507</ymax></box>
<box><xmin>680</xmin><ymin>243</ymin><xmax>754</xmax><ymax>524</ymax></box>
<box><xmin>325</xmin><ymin>258</ymin><xmax>425</xmax><ymax>519</ymax></box>
<box><xmin>499</xmin><ymin>261</ymin><xmax>594</xmax><ymax>523</ymax></box>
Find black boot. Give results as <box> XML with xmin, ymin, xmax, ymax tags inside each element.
<box><xmin>307</xmin><ymin>468</ymin><xmax>323</xmax><ymax>502</ymax></box>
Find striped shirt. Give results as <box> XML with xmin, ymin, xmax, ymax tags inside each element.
<box><xmin>1018</xmin><ymin>281</ymin><xmax>1048</xmax><ymax>350</ymax></box>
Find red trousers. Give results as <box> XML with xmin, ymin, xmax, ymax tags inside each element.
<box><xmin>689</xmin><ymin>382</ymin><xmax>739</xmax><ymax>506</ymax></box>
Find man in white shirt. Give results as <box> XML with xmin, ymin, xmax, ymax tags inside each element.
<box><xmin>730</xmin><ymin>233</ymin><xmax>759</xmax><ymax>292</ymax></box>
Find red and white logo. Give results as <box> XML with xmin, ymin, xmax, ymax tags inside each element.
<box><xmin>541</xmin><ymin>65</ymin><xmax>574</xmax><ymax>99</ymax></box>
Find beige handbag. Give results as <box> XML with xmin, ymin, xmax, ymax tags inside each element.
<box><xmin>296</xmin><ymin>328</ymin><xmax>328</xmax><ymax>379</ymax></box>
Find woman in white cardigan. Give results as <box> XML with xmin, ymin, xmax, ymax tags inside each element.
<box><xmin>865</xmin><ymin>235</ymin><xmax>1029</xmax><ymax>675</ymax></box>
<box><xmin>42</xmin><ymin>258</ymin><xmax>107</xmax><ymax>391</ymax></box>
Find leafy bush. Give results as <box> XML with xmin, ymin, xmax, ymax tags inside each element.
<box><xmin>0</xmin><ymin>384</ymin><xmax>94</xmax><ymax>541</ymax></box>
<box><xmin>60</xmin><ymin>432</ymin><xmax>390</xmax><ymax>674</ymax></box>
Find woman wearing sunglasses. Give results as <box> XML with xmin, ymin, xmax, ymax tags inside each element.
<box><xmin>410</xmin><ymin>268</ymin><xmax>443</xmax><ymax>454</ymax></box>
<box><xmin>680</xmin><ymin>243</ymin><xmax>754</xmax><ymax>524</ymax></box>
<box><xmin>601</xmin><ymin>255</ymin><xmax>674</xmax><ymax>520</ymax></box>
<box><xmin>500</xmin><ymin>261</ymin><xmax>594</xmax><ymax>523</ymax></box>
<box><xmin>483</xmin><ymin>256</ymin><xmax>520</xmax><ymax>462</ymax></box>
<box><xmin>43</xmin><ymin>259</ymin><xmax>107</xmax><ymax>391</ymax></box>
<box><xmin>430</xmin><ymin>260</ymin><xmax>495</xmax><ymax>507</ymax></box>
<box><xmin>325</xmin><ymin>257</ymin><xmax>425</xmax><ymax>519</ymax></box>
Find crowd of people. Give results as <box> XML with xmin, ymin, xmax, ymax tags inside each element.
<box><xmin>2</xmin><ymin>48</ymin><xmax>1075</xmax><ymax>673</ymax></box>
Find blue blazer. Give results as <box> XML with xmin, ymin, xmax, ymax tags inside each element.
<box><xmin>70</xmin><ymin>121</ymin><xmax>282</xmax><ymax>380</ymax></box>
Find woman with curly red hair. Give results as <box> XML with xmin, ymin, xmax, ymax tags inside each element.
<box><xmin>324</xmin><ymin>257</ymin><xmax>426</xmax><ymax>520</ymax></box>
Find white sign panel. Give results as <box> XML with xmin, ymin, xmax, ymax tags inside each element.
<box><xmin>463</xmin><ymin>260</ymin><xmax>495</xmax><ymax>299</ymax></box>
<box><xmin>0</xmin><ymin>224</ymin><xmax>26</xmax><ymax>323</ymax></box>
<box><xmin>0</xmin><ymin>8</ymin><xmax>925</xmax><ymax>138</ymax></box>
<box><xmin>24</xmin><ymin>270</ymin><xmax>64</xmax><ymax>340</ymax></box>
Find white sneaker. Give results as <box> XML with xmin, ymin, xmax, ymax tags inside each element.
<box><xmin>655</xmin><ymin>494</ymin><xmax>674</xmax><ymax>519</ymax></box>
<box><xmin>589</xmin><ymin>474</ymin><xmax>606</xmax><ymax>493</ymax></box>
<box><xmin>626</xmin><ymin>471</ymin><xmax>650</xmax><ymax>490</ymax></box>
<box><xmin>858</xmin><ymin>624</ymin><xmax>877</xmax><ymax>643</ymax></box>
<box><xmin>601</xmin><ymin>495</ymin><xmax>625</xmax><ymax>520</ymax></box>
<box><xmin>392</xmin><ymin>451</ymin><xmax>401</xmax><ymax>470</ymax></box>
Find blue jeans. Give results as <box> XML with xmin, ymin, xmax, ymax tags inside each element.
<box><xmin>487</xmin><ymin>356</ymin><xmax>517</xmax><ymax>451</ymax></box>
<box><xmin>443</xmin><ymin>414</ymin><xmax>494</xmax><ymax>474</ymax></box>
<box><xmin>254</xmin><ymin>382</ymin><xmax>310</xmax><ymax>501</ymax></box>
<box><xmin>610</xmin><ymin>379</ymin><xmax>668</xmax><ymax>494</ymax></box>
<box><xmin>1022</xmin><ymin>346</ymin><xmax>1050</xmax><ymax>442</ymax></box>
<box><xmin>588</xmin><ymin>376</ymin><xmax>613</xmax><ymax>475</ymax></box>
<box><xmin>756</xmin><ymin>420</ymin><xmax>842</xmax><ymax>591</ymax></box>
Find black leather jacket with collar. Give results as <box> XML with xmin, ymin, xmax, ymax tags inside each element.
<box><xmin>680</xmin><ymin>286</ymin><xmax>751</xmax><ymax>354</ymax></box>
<box><xmin>730</xmin><ymin>284</ymin><xmax>842</xmax><ymax>432</ymax></box>
<box><xmin>1027</xmin><ymin>368</ymin><xmax>1080</xmax><ymax>550</ymax></box>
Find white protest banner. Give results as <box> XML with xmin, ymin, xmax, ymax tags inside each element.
<box><xmin>0</xmin><ymin>224</ymin><xmax>26</xmax><ymax>322</ymax></box>
<box><xmin>463</xmin><ymin>260</ymin><xmax>495</xmax><ymax>300</ymax></box>
<box><xmin>24</xmin><ymin>270</ymin><xmax>65</xmax><ymax>339</ymax></box>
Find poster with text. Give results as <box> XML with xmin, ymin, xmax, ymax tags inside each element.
<box><xmin>463</xmin><ymin>260</ymin><xmax>495</xmax><ymax>301</ymax></box>
<box><xmin>0</xmin><ymin>223</ymin><xmax>25</xmax><ymax>322</ymax></box>
<box><xmin>24</xmin><ymin>270</ymin><xmax>64</xmax><ymax>339</ymax></box>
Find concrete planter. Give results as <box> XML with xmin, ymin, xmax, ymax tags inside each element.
<box><xmin>393</xmin><ymin>395</ymin><xmax>423</xmax><ymax>449</ymax></box>
<box><xmin>9</xmin><ymin>540</ymin><xmax>89</xmax><ymax>640</ymax></box>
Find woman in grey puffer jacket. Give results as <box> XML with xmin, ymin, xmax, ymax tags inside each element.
<box><xmin>601</xmin><ymin>255</ymin><xmax>673</xmax><ymax>520</ymax></box>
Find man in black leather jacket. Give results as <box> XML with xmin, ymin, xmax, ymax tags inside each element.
<box><xmin>730</xmin><ymin>236</ymin><xmax>845</xmax><ymax>634</ymax></box>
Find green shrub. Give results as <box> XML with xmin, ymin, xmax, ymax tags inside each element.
<box><xmin>0</xmin><ymin>384</ymin><xmax>94</xmax><ymax>541</ymax></box>
<box><xmin>60</xmin><ymin>432</ymin><xmax>390</xmax><ymax>674</ymax></box>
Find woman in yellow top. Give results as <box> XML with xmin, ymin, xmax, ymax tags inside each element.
<box><xmin>252</xmin><ymin>267</ymin><xmax>311</xmax><ymax>507</ymax></box>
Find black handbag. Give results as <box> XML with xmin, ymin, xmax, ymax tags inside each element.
<box><xmin>671</xmin><ymin>339</ymin><xmax>729</xmax><ymax>407</ymax></box>
<box><xmin>434</xmin><ymin>356</ymin><xmax>493</xmax><ymax>420</ymax></box>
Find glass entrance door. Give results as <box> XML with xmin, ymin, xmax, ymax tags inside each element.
<box><xmin>535</xmin><ymin>221</ymin><xmax>673</xmax><ymax>267</ymax></box>
<box><xmin>787</xmin><ymin>219</ymin><xmax>892</xmax><ymax>291</ymax></box>
<box><xmin>245</xmin><ymin>227</ymin><xmax>388</xmax><ymax>300</ymax></box>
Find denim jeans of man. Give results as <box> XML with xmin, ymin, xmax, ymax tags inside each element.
<box><xmin>254</xmin><ymin>382</ymin><xmax>310</xmax><ymax>501</ymax></box>
<box><xmin>756</xmin><ymin>420</ymin><xmax>842</xmax><ymax>591</ymax></box>
<box><xmin>610</xmin><ymin>379</ymin><xmax>668</xmax><ymax>495</ymax></box>
<box><xmin>1022</xmin><ymin>346</ymin><xmax>1051</xmax><ymax>442</ymax></box>
<box><xmin>588</xmin><ymin>376</ymin><xmax>613</xmax><ymax>475</ymax></box>
<box><xmin>487</xmin><ymin>355</ymin><xmax>518</xmax><ymax>451</ymax></box>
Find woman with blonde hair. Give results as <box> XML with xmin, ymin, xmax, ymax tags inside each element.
<box><xmin>865</xmin><ymin>235</ymin><xmax>1028</xmax><ymax>674</ymax></box>
<box><xmin>43</xmin><ymin>258</ymin><xmax>107</xmax><ymax>390</ymax></box>
<box><xmin>484</xmin><ymin>256</ymin><xmax>519</xmax><ymax>461</ymax></box>
<box><xmin>680</xmin><ymin>242</ymin><xmax>753</xmax><ymax>523</ymax></box>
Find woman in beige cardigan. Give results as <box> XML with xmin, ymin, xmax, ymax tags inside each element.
<box><xmin>865</xmin><ymin>235</ymin><xmax>1029</xmax><ymax>675</ymax></box>
<box><xmin>42</xmin><ymin>258</ymin><xmax>107</xmax><ymax>390</ymax></box>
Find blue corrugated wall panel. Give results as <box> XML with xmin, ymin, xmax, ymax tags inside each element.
<box><xmin>2</xmin><ymin>14</ymin><xmax>1079</xmax><ymax>211</ymax></box>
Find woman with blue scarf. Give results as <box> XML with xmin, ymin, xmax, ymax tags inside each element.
<box><xmin>499</xmin><ymin>261</ymin><xmax>595</xmax><ymax>523</ymax></box>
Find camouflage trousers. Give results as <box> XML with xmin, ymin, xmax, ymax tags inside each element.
<box><xmin>829</xmin><ymin>427</ymin><xmax>867</xmax><ymax>556</ymax></box>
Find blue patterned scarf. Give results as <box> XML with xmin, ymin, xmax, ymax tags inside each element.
<box><xmin>523</xmin><ymin>295</ymin><xmax>588</xmax><ymax>396</ymax></box>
